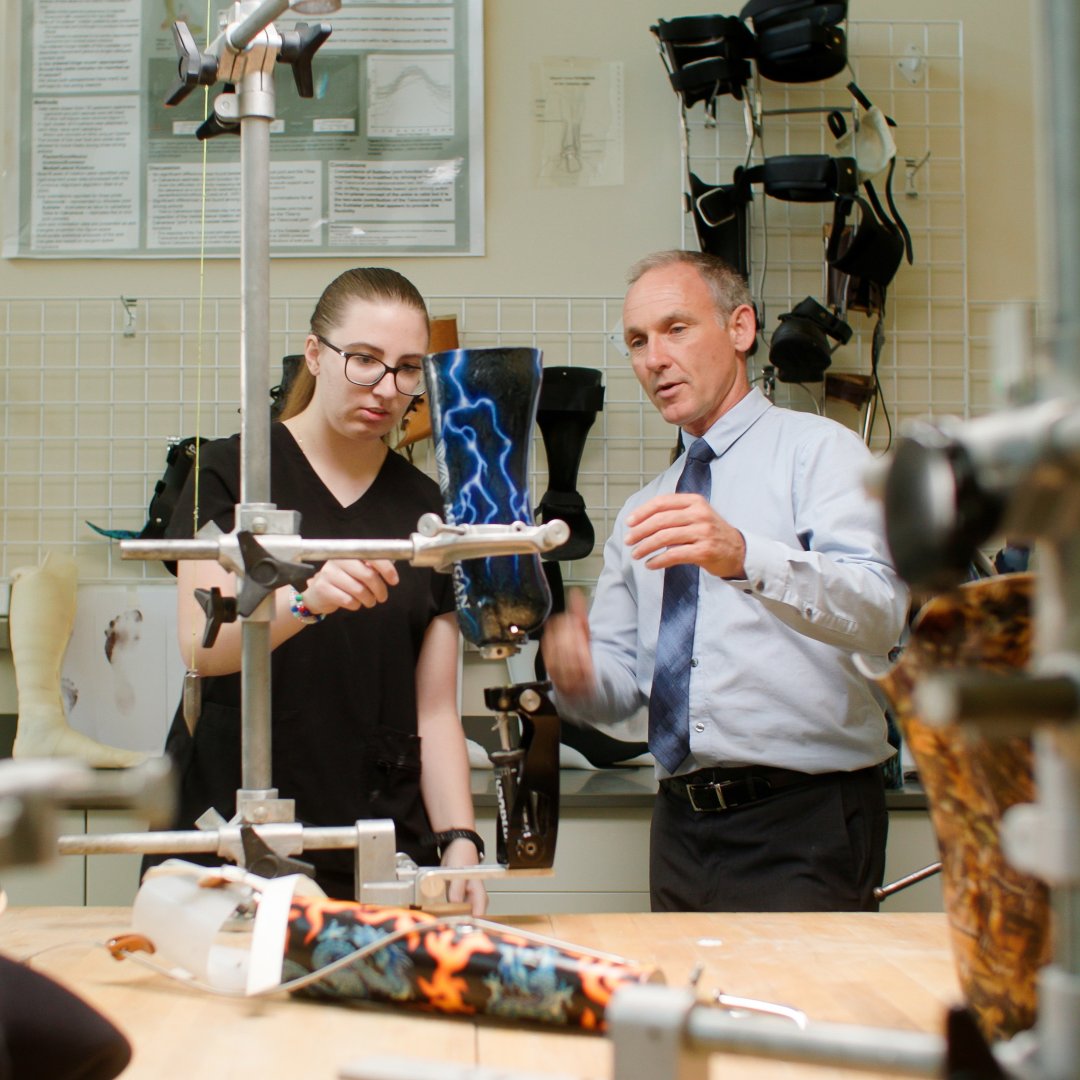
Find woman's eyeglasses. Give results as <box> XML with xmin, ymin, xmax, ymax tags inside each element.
<box><xmin>316</xmin><ymin>335</ymin><xmax>426</xmax><ymax>397</ymax></box>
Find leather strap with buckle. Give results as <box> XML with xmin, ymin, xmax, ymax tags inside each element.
<box><xmin>661</xmin><ymin>766</ymin><xmax>830</xmax><ymax>813</ymax></box>
<box><xmin>687</xmin><ymin>775</ymin><xmax>772</xmax><ymax>812</ymax></box>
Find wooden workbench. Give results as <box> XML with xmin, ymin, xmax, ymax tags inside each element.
<box><xmin>0</xmin><ymin>908</ymin><xmax>961</xmax><ymax>1079</ymax></box>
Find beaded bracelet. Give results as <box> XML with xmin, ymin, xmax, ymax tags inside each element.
<box><xmin>290</xmin><ymin>591</ymin><xmax>326</xmax><ymax>625</ymax></box>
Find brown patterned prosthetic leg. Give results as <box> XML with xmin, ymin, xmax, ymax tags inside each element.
<box><xmin>875</xmin><ymin>573</ymin><xmax>1050</xmax><ymax>1043</ymax></box>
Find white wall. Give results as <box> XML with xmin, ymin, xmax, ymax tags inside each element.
<box><xmin>0</xmin><ymin>0</ymin><xmax>1040</xmax><ymax>303</ymax></box>
<box><xmin>0</xmin><ymin>0</ymin><xmax>1044</xmax><ymax>718</ymax></box>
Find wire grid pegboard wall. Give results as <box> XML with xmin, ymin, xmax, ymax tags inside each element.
<box><xmin>1</xmin><ymin>22</ymin><xmax>971</xmax><ymax>590</ymax></box>
<box><xmin>0</xmin><ymin>293</ymin><xmax>668</xmax><ymax>586</ymax></box>
<box><xmin>679</xmin><ymin>19</ymin><xmax>967</xmax><ymax>437</ymax></box>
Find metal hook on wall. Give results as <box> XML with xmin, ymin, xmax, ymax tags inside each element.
<box><xmin>897</xmin><ymin>42</ymin><xmax>925</xmax><ymax>85</ymax></box>
<box><xmin>119</xmin><ymin>296</ymin><xmax>137</xmax><ymax>338</ymax></box>
<box><xmin>904</xmin><ymin>151</ymin><xmax>931</xmax><ymax>198</ymax></box>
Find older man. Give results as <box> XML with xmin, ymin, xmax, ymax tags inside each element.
<box><xmin>542</xmin><ymin>250</ymin><xmax>909</xmax><ymax>912</ymax></box>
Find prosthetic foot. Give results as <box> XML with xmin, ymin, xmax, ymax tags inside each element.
<box><xmin>10</xmin><ymin>553</ymin><xmax>148</xmax><ymax>767</ymax></box>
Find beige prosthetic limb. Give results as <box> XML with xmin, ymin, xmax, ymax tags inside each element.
<box><xmin>10</xmin><ymin>553</ymin><xmax>148</xmax><ymax>768</ymax></box>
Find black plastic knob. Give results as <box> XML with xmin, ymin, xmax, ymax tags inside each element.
<box><xmin>235</xmin><ymin>531</ymin><xmax>316</xmax><ymax>617</ymax></box>
<box><xmin>278</xmin><ymin>22</ymin><xmax>333</xmax><ymax>99</ymax></box>
<box><xmin>193</xmin><ymin>587</ymin><xmax>238</xmax><ymax>648</ymax></box>
<box><xmin>165</xmin><ymin>21</ymin><xmax>219</xmax><ymax>107</ymax></box>
<box><xmin>883</xmin><ymin>432</ymin><xmax>1004</xmax><ymax>593</ymax></box>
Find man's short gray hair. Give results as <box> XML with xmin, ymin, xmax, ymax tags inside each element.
<box><xmin>627</xmin><ymin>250</ymin><xmax>754</xmax><ymax>322</ymax></box>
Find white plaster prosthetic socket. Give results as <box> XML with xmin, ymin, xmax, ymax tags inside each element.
<box><xmin>10</xmin><ymin>553</ymin><xmax>147</xmax><ymax>768</ymax></box>
<box><xmin>132</xmin><ymin>860</ymin><xmax>326</xmax><ymax>995</ymax></box>
<box><xmin>834</xmin><ymin>105</ymin><xmax>896</xmax><ymax>181</ymax></box>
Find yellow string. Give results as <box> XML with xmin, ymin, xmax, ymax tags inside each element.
<box><xmin>187</xmin><ymin>3</ymin><xmax>214</xmax><ymax>674</ymax></box>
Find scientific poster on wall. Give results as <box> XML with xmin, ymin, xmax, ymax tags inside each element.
<box><xmin>4</xmin><ymin>0</ymin><xmax>484</xmax><ymax>258</ymax></box>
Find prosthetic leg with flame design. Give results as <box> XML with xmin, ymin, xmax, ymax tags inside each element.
<box><xmin>121</xmin><ymin>861</ymin><xmax>659</xmax><ymax>1030</ymax></box>
<box><xmin>283</xmin><ymin>892</ymin><xmax>658</xmax><ymax>1028</ymax></box>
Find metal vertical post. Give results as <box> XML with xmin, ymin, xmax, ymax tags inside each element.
<box><xmin>236</xmin><ymin>45</ymin><xmax>277</xmax><ymax>798</ymax></box>
<box><xmin>1046</xmin><ymin>0</ymin><xmax>1080</xmax><ymax>398</ymax></box>
<box><xmin>1033</xmin><ymin>3</ymin><xmax>1080</xmax><ymax>1075</ymax></box>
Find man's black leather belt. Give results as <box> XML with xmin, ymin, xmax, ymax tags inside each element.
<box><xmin>660</xmin><ymin>765</ymin><xmax>835</xmax><ymax>812</ymax></box>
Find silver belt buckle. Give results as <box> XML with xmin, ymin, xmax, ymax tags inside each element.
<box><xmin>688</xmin><ymin>780</ymin><xmax>729</xmax><ymax>812</ymax></box>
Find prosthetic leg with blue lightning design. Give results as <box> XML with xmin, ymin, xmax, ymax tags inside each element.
<box><xmin>424</xmin><ymin>346</ymin><xmax>561</xmax><ymax>870</ymax></box>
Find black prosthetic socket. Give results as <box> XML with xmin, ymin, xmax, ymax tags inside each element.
<box><xmin>532</xmin><ymin>371</ymin><xmax>648</xmax><ymax>766</ymax></box>
<box><xmin>535</xmin><ymin>367</ymin><xmax>605</xmax><ymax>562</ymax></box>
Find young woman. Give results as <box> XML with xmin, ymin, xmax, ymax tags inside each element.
<box><xmin>148</xmin><ymin>268</ymin><xmax>486</xmax><ymax>914</ymax></box>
